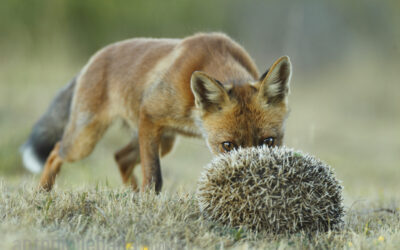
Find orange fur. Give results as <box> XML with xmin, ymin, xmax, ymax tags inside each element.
<box><xmin>38</xmin><ymin>32</ymin><xmax>292</xmax><ymax>192</ymax></box>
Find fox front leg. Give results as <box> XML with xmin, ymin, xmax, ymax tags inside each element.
<box><xmin>138</xmin><ymin>112</ymin><xmax>163</xmax><ymax>192</ymax></box>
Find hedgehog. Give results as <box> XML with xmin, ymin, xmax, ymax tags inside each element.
<box><xmin>197</xmin><ymin>146</ymin><xmax>344</xmax><ymax>233</ymax></box>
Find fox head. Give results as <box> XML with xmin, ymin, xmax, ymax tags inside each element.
<box><xmin>191</xmin><ymin>56</ymin><xmax>292</xmax><ymax>155</ymax></box>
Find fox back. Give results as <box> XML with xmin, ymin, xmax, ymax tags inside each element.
<box><xmin>92</xmin><ymin>32</ymin><xmax>291</xmax><ymax>152</ymax></box>
<box><xmin>22</xmin><ymin>32</ymin><xmax>292</xmax><ymax>192</ymax></box>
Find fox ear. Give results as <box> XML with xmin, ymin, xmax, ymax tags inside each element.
<box><xmin>258</xmin><ymin>56</ymin><xmax>292</xmax><ymax>105</ymax></box>
<box><xmin>191</xmin><ymin>71</ymin><xmax>229</xmax><ymax>112</ymax></box>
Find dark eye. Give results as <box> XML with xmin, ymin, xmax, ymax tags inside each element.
<box><xmin>261</xmin><ymin>137</ymin><xmax>275</xmax><ymax>147</ymax></box>
<box><xmin>221</xmin><ymin>141</ymin><xmax>236</xmax><ymax>152</ymax></box>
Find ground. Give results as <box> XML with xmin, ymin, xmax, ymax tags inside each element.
<box><xmin>0</xmin><ymin>52</ymin><xmax>399</xmax><ymax>249</ymax></box>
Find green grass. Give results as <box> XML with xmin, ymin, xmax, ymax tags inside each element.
<box><xmin>1</xmin><ymin>50</ymin><xmax>399</xmax><ymax>249</ymax></box>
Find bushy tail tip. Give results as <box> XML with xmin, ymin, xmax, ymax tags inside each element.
<box><xmin>20</xmin><ymin>77</ymin><xmax>76</xmax><ymax>174</ymax></box>
<box><xmin>20</xmin><ymin>142</ymin><xmax>44</xmax><ymax>173</ymax></box>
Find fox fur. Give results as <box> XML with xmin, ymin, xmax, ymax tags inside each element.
<box><xmin>21</xmin><ymin>32</ymin><xmax>292</xmax><ymax>192</ymax></box>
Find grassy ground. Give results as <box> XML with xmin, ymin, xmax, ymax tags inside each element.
<box><xmin>0</xmin><ymin>50</ymin><xmax>399</xmax><ymax>249</ymax></box>
<box><xmin>1</xmin><ymin>182</ymin><xmax>399</xmax><ymax>249</ymax></box>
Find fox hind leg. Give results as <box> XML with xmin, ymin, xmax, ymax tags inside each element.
<box><xmin>59</xmin><ymin>112</ymin><xmax>110</xmax><ymax>162</ymax></box>
<box><xmin>114</xmin><ymin>132</ymin><xmax>176</xmax><ymax>191</ymax></box>
<box><xmin>115</xmin><ymin>134</ymin><xmax>140</xmax><ymax>191</ymax></box>
<box><xmin>160</xmin><ymin>134</ymin><xmax>176</xmax><ymax>157</ymax></box>
<box><xmin>38</xmin><ymin>110</ymin><xmax>111</xmax><ymax>191</ymax></box>
<box><xmin>38</xmin><ymin>142</ymin><xmax>63</xmax><ymax>191</ymax></box>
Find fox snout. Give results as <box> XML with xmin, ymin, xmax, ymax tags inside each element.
<box><xmin>191</xmin><ymin>56</ymin><xmax>292</xmax><ymax>155</ymax></box>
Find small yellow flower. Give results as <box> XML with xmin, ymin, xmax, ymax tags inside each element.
<box><xmin>348</xmin><ymin>242</ymin><xmax>353</xmax><ymax>247</ymax></box>
<box><xmin>378</xmin><ymin>236</ymin><xmax>385</xmax><ymax>242</ymax></box>
<box><xmin>141</xmin><ymin>246</ymin><xmax>149</xmax><ymax>250</ymax></box>
<box><xmin>126</xmin><ymin>242</ymin><xmax>133</xmax><ymax>249</ymax></box>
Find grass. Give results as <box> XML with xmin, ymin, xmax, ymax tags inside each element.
<box><xmin>0</xmin><ymin>48</ymin><xmax>399</xmax><ymax>249</ymax></box>
<box><xmin>0</xmin><ymin>181</ymin><xmax>399</xmax><ymax>249</ymax></box>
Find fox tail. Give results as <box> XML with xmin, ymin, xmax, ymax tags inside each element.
<box><xmin>20</xmin><ymin>77</ymin><xmax>76</xmax><ymax>173</ymax></box>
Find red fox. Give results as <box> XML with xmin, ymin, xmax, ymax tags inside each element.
<box><xmin>20</xmin><ymin>32</ymin><xmax>292</xmax><ymax>192</ymax></box>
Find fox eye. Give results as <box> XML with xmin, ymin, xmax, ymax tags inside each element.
<box><xmin>261</xmin><ymin>137</ymin><xmax>275</xmax><ymax>147</ymax></box>
<box><xmin>221</xmin><ymin>141</ymin><xmax>236</xmax><ymax>152</ymax></box>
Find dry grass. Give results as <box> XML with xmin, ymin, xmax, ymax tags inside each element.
<box><xmin>0</xmin><ymin>48</ymin><xmax>400</xmax><ymax>248</ymax></box>
<box><xmin>0</xmin><ymin>180</ymin><xmax>399</xmax><ymax>249</ymax></box>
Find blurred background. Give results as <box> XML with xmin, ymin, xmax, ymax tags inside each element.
<box><xmin>1</xmin><ymin>0</ymin><xmax>399</xmax><ymax>202</ymax></box>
